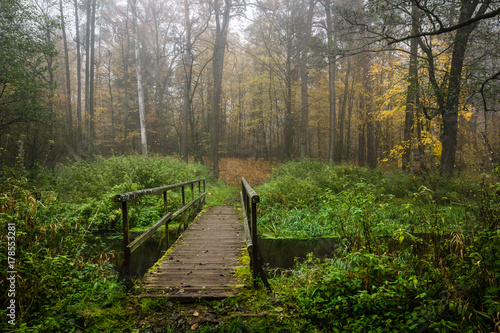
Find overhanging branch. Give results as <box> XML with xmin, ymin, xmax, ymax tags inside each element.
<box><xmin>388</xmin><ymin>7</ymin><xmax>500</xmax><ymax>45</ymax></box>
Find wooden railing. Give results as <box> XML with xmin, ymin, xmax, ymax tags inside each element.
<box><xmin>114</xmin><ymin>178</ymin><xmax>206</xmax><ymax>281</ymax></box>
<box><xmin>240</xmin><ymin>177</ymin><xmax>270</xmax><ymax>290</ymax></box>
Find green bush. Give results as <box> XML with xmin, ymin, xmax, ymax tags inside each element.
<box><xmin>275</xmin><ymin>248</ymin><xmax>495</xmax><ymax>332</ymax></box>
<box><xmin>52</xmin><ymin>155</ymin><xmax>209</xmax><ymax>230</ymax></box>
<box><xmin>55</xmin><ymin>154</ymin><xmax>208</xmax><ymax>202</ymax></box>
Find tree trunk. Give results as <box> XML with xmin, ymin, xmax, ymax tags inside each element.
<box><xmin>338</xmin><ymin>57</ymin><xmax>351</xmax><ymax>162</ymax></box>
<box><xmin>284</xmin><ymin>60</ymin><xmax>293</xmax><ymax>160</ymax></box>
<box><xmin>89</xmin><ymin>0</ymin><xmax>97</xmax><ymax>154</ymax></box>
<box><xmin>132</xmin><ymin>0</ymin><xmax>147</xmax><ymax>158</ymax></box>
<box><xmin>74</xmin><ymin>0</ymin><xmax>82</xmax><ymax>153</ymax></box>
<box><xmin>366</xmin><ymin>118</ymin><xmax>377</xmax><ymax>168</ymax></box>
<box><xmin>325</xmin><ymin>0</ymin><xmax>336</xmax><ymax>162</ymax></box>
<box><xmin>402</xmin><ymin>3</ymin><xmax>419</xmax><ymax>172</ymax></box>
<box><xmin>418</xmin><ymin>0</ymin><xmax>490</xmax><ymax>176</ymax></box>
<box><xmin>59</xmin><ymin>0</ymin><xmax>72</xmax><ymax>148</ymax></box>
<box><xmin>346</xmin><ymin>76</ymin><xmax>354</xmax><ymax>162</ymax></box>
<box><xmin>151</xmin><ymin>1</ymin><xmax>165</xmax><ymax>153</ymax></box>
<box><xmin>107</xmin><ymin>54</ymin><xmax>115</xmax><ymax>148</ymax></box>
<box><xmin>181</xmin><ymin>0</ymin><xmax>192</xmax><ymax>162</ymax></box>
<box><xmin>356</xmin><ymin>0</ymin><xmax>375</xmax><ymax>168</ymax></box>
<box><xmin>210</xmin><ymin>0</ymin><xmax>231</xmax><ymax>179</ymax></box>
<box><xmin>84</xmin><ymin>0</ymin><xmax>90</xmax><ymax>151</ymax></box>
<box><xmin>358</xmin><ymin>123</ymin><xmax>365</xmax><ymax>166</ymax></box>
<box><xmin>299</xmin><ymin>0</ymin><xmax>315</xmax><ymax>158</ymax></box>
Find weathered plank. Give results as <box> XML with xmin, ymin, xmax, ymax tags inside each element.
<box><xmin>137</xmin><ymin>206</ymin><xmax>246</xmax><ymax>300</ymax></box>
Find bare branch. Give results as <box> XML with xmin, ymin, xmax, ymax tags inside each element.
<box><xmin>388</xmin><ymin>7</ymin><xmax>500</xmax><ymax>45</ymax></box>
<box><xmin>481</xmin><ymin>70</ymin><xmax>500</xmax><ymax>112</ymax></box>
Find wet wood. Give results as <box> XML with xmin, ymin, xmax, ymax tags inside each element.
<box><xmin>241</xmin><ymin>177</ymin><xmax>271</xmax><ymax>291</ymax></box>
<box><xmin>137</xmin><ymin>206</ymin><xmax>246</xmax><ymax>300</ymax></box>
<box><xmin>114</xmin><ymin>178</ymin><xmax>205</xmax><ymax>202</ymax></box>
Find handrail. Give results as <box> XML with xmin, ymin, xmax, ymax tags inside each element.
<box><xmin>114</xmin><ymin>178</ymin><xmax>206</xmax><ymax>282</ymax></box>
<box><xmin>114</xmin><ymin>178</ymin><xmax>205</xmax><ymax>202</ymax></box>
<box><xmin>240</xmin><ymin>177</ymin><xmax>270</xmax><ymax>290</ymax></box>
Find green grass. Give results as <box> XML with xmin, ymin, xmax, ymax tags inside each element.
<box><xmin>257</xmin><ymin>160</ymin><xmax>484</xmax><ymax>240</ymax></box>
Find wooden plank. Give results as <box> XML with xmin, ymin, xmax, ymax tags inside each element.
<box><xmin>114</xmin><ymin>179</ymin><xmax>205</xmax><ymax>202</ymax></box>
<box><xmin>138</xmin><ymin>206</ymin><xmax>246</xmax><ymax>300</ymax></box>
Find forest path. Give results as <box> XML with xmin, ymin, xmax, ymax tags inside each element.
<box><xmin>136</xmin><ymin>206</ymin><xmax>246</xmax><ymax>300</ymax></box>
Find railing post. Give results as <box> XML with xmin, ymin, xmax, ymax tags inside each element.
<box><xmin>203</xmin><ymin>179</ymin><xmax>206</xmax><ymax>205</ymax></box>
<box><xmin>251</xmin><ymin>199</ymin><xmax>258</xmax><ymax>285</ymax></box>
<box><xmin>122</xmin><ymin>201</ymin><xmax>130</xmax><ymax>281</ymax></box>
<box><xmin>182</xmin><ymin>186</ymin><xmax>187</xmax><ymax>230</ymax></box>
<box><xmin>163</xmin><ymin>191</ymin><xmax>169</xmax><ymax>247</ymax></box>
<box><xmin>190</xmin><ymin>183</ymin><xmax>194</xmax><ymax>219</ymax></box>
<box><xmin>163</xmin><ymin>191</ymin><xmax>168</xmax><ymax>214</ymax></box>
<box><xmin>241</xmin><ymin>177</ymin><xmax>270</xmax><ymax>290</ymax></box>
<box><xmin>181</xmin><ymin>185</ymin><xmax>185</xmax><ymax>205</ymax></box>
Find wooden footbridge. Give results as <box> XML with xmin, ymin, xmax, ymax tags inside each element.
<box><xmin>114</xmin><ymin>178</ymin><xmax>269</xmax><ymax>300</ymax></box>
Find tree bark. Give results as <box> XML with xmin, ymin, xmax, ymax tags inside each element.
<box><xmin>74</xmin><ymin>0</ymin><xmax>82</xmax><ymax>153</ymax></box>
<box><xmin>402</xmin><ymin>3</ymin><xmax>419</xmax><ymax>172</ymax></box>
<box><xmin>132</xmin><ymin>0</ymin><xmax>147</xmax><ymax>157</ymax></box>
<box><xmin>85</xmin><ymin>0</ymin><xmax>90</xmax><ymax>151</ymax></box>
<box><xmin>89</xmin><ymin>0</ymin><xmax>97</xmax><ymax>154</ymax></box>
<box><xmin>356</xmin><ymin>0</ymin><xmax>375</xmax><ymax>168</ymax></box>
<box><xmin>299</xmin><ymin>0</ymin><xmax>315</xmax><ymax>158</ymax></box>
<box><xmin>338</xmin><ymin>57</ymin><xmax>351</xmax><ymax>162</ymax></box>
<box><xmin>325</xmin><ymin>0</ymin><xmax>337</xmax><ymax>162</ymax></box>
<box><xmin>284</xmin><ymin>49</ymin><xmax>293</xmax><ymax>160</ymax></box>
<box><xmin>210</xmin><ymin>0</ymin><xmax>231</xmax><ymax>179</ymax></box>
<box><xmin>59</xmin><ymin>0</ymin><xmax>72</xmax><ymax>147</ymax></box>
<box><xmin>181</xmin><ymin>0</ymin><xmax>192</xmax><ymax>162</ymax></box>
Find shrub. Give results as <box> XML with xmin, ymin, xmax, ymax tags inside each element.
<box><xmin>52</xmin><ymin>155</ymin><xmax>209</xmax><ymax>230</ymax></box>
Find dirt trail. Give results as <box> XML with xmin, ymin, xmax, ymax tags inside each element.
<box><xmin>218</xmin><ymin>158</ymin><xmax>274</xmax><ymax>187</ymax></box>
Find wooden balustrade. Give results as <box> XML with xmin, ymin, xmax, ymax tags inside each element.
<box><xmin>114</xmin><ymin>178</ymin><xmax>206</xmax><ymax>282</ymax></box>
<box><xmin>240</xmin><ymin>177</ymin><xmax>271</xmax><ymax>290</ymax></box>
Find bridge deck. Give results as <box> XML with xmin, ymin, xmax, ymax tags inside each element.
<box><xmin>137</xmin><ymin>206</ymin><xmax>246</xmax><ymax>300</ymax></box>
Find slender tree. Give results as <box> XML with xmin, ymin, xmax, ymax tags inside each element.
<box><xmin>74</xmin><ymin>0</ymin><xmax>83</xmax><ymax>152</ymax></box>
<box><xmin>402</xmin><ymin>3</ymin><xmax>419</xmax><ymax>172</ymax></box>
<box><xmin>181</xmin><ymin>0</ymin><xmax>192</xmax><ymax>162</ymax></box>
<box><xmin>89</xmin><ymin>0</ymin><xmax>97</xmax><ymax>153</ymax></box>
<box><xmin>59</xmin><ymin>0</ymin><xmax>72</xmax><ymax>147</ymax></box>
<box><xmin>210</xmin><ymin>0</ymin><xmax>232</xmax><ymax>178</ymax></box>
<box><xmin>325</xmin><ymin>0</ymin><xmax>337</xmax><ymax>162</ymax></box>
<box><xmin>132</xmin><ymin>0</ymin><xmax>147</xmax><ymax>157</ymax></box>
<box><xmin>299</xmin><ymin>0</ymin><xmax>316</xmax><ymax>158</ymax></box>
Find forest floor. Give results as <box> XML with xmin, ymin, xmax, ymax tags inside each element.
<box><xmin>218</xmin><ymin>157</ymin><xmax>274</xmax><ymax>186</ymax></box>
<box><xmin>133</xmin><ymin>293</ymin><xmax>276</xmax><ymax>332</ymax></box>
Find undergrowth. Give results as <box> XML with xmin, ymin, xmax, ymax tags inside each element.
<box><xmin>0</xmin><ymin>154</ymin><xmax>227</xmax><ymax>332</ymax></box>
<box><xmin>0</xmin><ymin>175</ymin><xmax>133</xmax><ymax>332</ymax></box>
<box><xmin>1</xmin><ymin>157</ymin><xmax>498</xmax><ymax>332</ymax></box>
<box><xmin>258</xmin><ymin>159</ymin><xmax>480</xmax><ymax>239</ymax></box>
<box><xmin>256</xmin><ymin>159</ymin><xmax>500</xmax><ymax>332</ymax></box>
<box><xmin>51</xmin><ymin>154</ymin><xmax>210</xmax><ymax>230</ymax></box>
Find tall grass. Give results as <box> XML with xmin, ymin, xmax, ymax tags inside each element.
<box><xmin>257</xmin><ymin>159</ymin><xmax>482</xmax><ymax>239</ymax></box>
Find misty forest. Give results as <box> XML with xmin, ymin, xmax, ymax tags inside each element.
<box><xmin>1</xmin><ymin>0</ymin><xmax>500</xmax><ymax>331</ymax></box>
